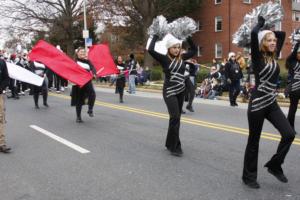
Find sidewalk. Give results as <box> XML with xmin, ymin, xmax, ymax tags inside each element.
<box><xmin>94</xmin><ymin>82</ymin><xmax>294</xmax><ymax>108</ymax></box>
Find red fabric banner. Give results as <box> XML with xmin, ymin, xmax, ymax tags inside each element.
<box><xmin>88</xmin><ymin>44</ymin><xmax>118</xmax><ymax>77</ymax></box>
<box><xmin>29</xmin><ymin>40</ymin><xmax>92</xmax><ymax>87</ymax></box>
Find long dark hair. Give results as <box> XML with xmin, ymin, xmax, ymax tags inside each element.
<box><xmin>75</xmin><ymin>47</ymin><xmax>85</xmax><ymax>60</ymax></box>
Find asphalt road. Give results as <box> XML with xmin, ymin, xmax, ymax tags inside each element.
<box><xmin>0</xmin><ymin>87</ymin><xmax>300</xmax><ymax>200</ymax></box>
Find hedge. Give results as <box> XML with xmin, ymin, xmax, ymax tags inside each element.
<box><xmin>150</xmin><ymin>60</ymin><xmax>290</xmax><ymax>88</ymax></box>
<box><xmin>150</xmin><ymin>66</ymin><xmax>163</xmax><ymax>81</ymax></box>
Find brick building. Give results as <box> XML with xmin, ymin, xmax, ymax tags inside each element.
<box><xmin>191</xmin><ymin>0</ymin><xmax>300</xmax><ymax>62</ymax></box>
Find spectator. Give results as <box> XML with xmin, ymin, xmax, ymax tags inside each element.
<box><xmin>205</xmin><ymin>66</ymin><xmax>221</xmax><ymax>99</ymax></box>
<box><xmin>144</xmin><ymin>66</ymin><xmax>151</xmax><ymax>85</ymax></box>
<box><xmin>236</xmin><ymin>52</ymin><xmax>247</xmax><ymax>71</ymax></box>
<box><xmin>225</xmin><ymin>52</ymin><xmax>243</xmax><ymax>106</ymax></box>
<box><xmin>127</xmin><ymin>53</ymin><xmax>137</xmax><ymax>94</ymax></box>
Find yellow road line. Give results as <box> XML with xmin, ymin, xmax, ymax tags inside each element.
<box><xmin>49</xmin><ymin>93</ymin><xmax>300</xmax><ymax>146</ymax></box>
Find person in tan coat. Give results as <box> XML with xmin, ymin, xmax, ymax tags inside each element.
<box><xmin>236</xmin><ymin>52</ymin><xmax>247</xmax><ymax>71</ymax></box>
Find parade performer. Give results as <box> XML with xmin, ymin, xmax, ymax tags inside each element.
<box><xmin>115</xmin><ymin>56</ymin><xmax>127</xmax><ymax>103</ymax></box>
<box><xmin>7</xmin><ymin>54</ymin><xmax>19</xmax><ymax>99</ymax></box>
<box><xmin>30</xmin><ymin>61</ymin><xmax>49</xmax><ymax>109</ymax></box>
<box><xmin>285</xmin><ymin>40</ymin><xmax>300</xmax><ymax>130</ymax></box>
<box><xmin>242</xmin><ymin>16</ymin><xmax>295</xmax><ymax>188</ymax></box>
<box><xmin>147</xmin><ymin>15</ymin><xmax>197</xmax><ymax>156</ymax></box>
<box><xmin>184</xmin><ymin>60</ymin><xmax>196</xmax><ymax>112</ymax></box>
<box><xmin>0</xmin><ymin>59</ymin><xmax>11</xmax><ymax>153</ymax></box>
<box><xmin>71</xmin><ymin>47</ymin><xmax>97</xmax><ymax>123</ymax></box>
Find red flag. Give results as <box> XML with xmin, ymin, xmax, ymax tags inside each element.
<box><xmin>88</xmin><ymin>44</ymin><xmax>118</xmax><ymax>77</ymax></box>
<box><xmin>29</xmin><ymin>40</ymin><xmax>92</xmax><ymax>87</ymax></box>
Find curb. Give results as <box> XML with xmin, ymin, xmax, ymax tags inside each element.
<box><xmin>94</xmin><ymin>83</ymin><xmax>293</xmax><ymax>107</ymax></box>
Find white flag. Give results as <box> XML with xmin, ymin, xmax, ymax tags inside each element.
<box><xmin>6</xmin><ymin>62</ymin><xmax>44</xmax><ymax>86</ymax></box>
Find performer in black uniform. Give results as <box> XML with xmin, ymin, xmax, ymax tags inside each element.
<box><xmin>148</xmin><ymin>34</ymin><xmax>196</xmax><ymax>156</ymax></box>
<box><xmin>286</xmin><ymin>42</ymin><xmax>300</xmax><ymax>130</ymax></box>
<box><xmin>7</xmin><ymin>54</ymin><xmax>19</xmax><ymax>99</ymax></box>
<box><xmin>115</xmin><ymin>56</ymin><xmax>126</xmax><ymax>103</ymax></box>
<box><xmin>71</xmin><ymin>47</ymin><xmax>97</xmax><ymax>123</ymax></box>
<box><xmin>242</xmin><ymin>17</ymin><xmax>295</xmax><ymax>189</ymax></box>
<box><xmin>184</xmin><ymin>59</ymin><xmax>197</xmax><ymax>112</ymax></box>
<box><xmin>30</xmin><ymin>61</ymin><xmax>49</xmax><ymax>109</ymax></box>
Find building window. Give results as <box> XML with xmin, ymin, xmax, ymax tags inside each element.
<box><xmin>197</xmin><ymin>46</ymin><xmax>203</xmax><ymax>57</ymax></box>
<box><xmin>197</xmin><ymin>21</ymin><xmax>203</xmax><ymax>31</ymax></box>
<box><xmin>293</xmin><ymin>11</ymin><xmax>300</xmax><ymax>21</ymax></box>
<box><xmin>215</xmin><ymin>43</ymin><xmax>222</xmax><ymax>58</ymax></box>
<box><xmin>275</xmin><ymin>22</ymin><xmax>281</xmax><ymax>31</ymax></box>
<box><xmin>243</xmin><ymin>0</ymin><xmax>251</xmax><ymax>3</ymax></box>
<box><xmin>215</xmin><ymin>16</ymin><xmax>222</xmax><ymax>32</ymax></box>
<box><xmin>215</xmin><ymin>0</ymin><xmax>222</xmax><ymax>4</ymax></box>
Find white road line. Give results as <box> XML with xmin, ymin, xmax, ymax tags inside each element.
<box><xmin>30</xmin><ymin>125</ymin><xmax>90</xmax><ymax>154</ymax></box>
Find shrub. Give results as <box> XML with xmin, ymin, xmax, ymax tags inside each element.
<box><xmin>150</xmin><ymin>66</ymin><xmax>163</xmax><ymax>81</ymax></box>
<box><xmin>196</xmin><ymin>68</ymin><xmax>209</xmax><ymax>84</ymax></box>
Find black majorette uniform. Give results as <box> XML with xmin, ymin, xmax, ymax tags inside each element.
<box><xmin>242</xmin><ymin>20</ymin><xmax>295</xmax><ymax>186</ymax></box>
<box><xmin>116</xmin><ymin>62</ymin><xmax>126</xmax><ymax>103</ymax></box>
<box><xmin>184</xmin><ymin>62</ymin><xmax>196</xmax><ymax>112</ymax></box>
<box><xmin>71</xmin><ymin>58</ymin><xmax>96</xmax><ymax>122</ymax></box>
<box><xmin>185</xmin><ymin>62</ymin><xmax>197</xmax><ymax>112</ymax></box>
<box><xmin>286</xmin><ymin>42</ymin><xmax>300</xmax><ymax>129</ymax></box>
<box><xmin>7</xmin><ymin>59</ymin><xmax>19</xmax><ymax>99</ymax></box>
<box><xmin>148</xmin><ymin>35</ymin><xmax>196</xmax><ymax>155</ymax></box>
<box><xmin>30</xmin><ymin>61</ymin><xmax>49</xmax><ymax>108</ymax></box>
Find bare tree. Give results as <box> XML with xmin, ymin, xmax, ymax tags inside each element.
<box><xmin>94</xmin><ymin>0</ymin><xmax>202</xmax><ymax>67</ymax></box>
<box><xmin>0</xmin><ymin>0</ymin><xmax>86</xmax><ymax>56</ymax></box>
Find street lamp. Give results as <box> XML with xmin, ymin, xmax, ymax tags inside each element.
<box><xmin>82</xmin><ymin>0</ymin><xmax>89</xmax><ymax>52</ymax></box>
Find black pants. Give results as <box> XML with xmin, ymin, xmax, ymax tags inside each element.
<box><xmin>61</xmin><ymin>78</ymin><xmax>68</xmax><ymax>87</ymax></box>
<box><xmin>9</xmin><ymin>79</ymin><xmax>18</xmax><ymax>98</ymax></box>
<box><xmin>163</xmin><ymin>91</ymin><xmax>185</xmax><ymax>152</ymax></box>
<box><xmin>185</xmin><ymin>78</ymin><xmax>195</xmax><ymax>107</ymax></box>
<box><xmin>76</xmin><ymin>82</ymin><xmax>96</xmax><ymax>118</ymax></box>
<box><xmin>48</xmin><ymin>78</ymin><xmax>53</xmax><ymax>89</ymax></box>
<box><xmin>116</xmin><ymin>86</ymin><xmax>124</xmax><ymax>101</ymax></box>
<box><xmin>17</xmin><ymin>81</ymin><xmax>28</xmax><ymax>93</ymax></box>
<box><xmin>33</xmin><ymin>81</ymin><xmax>48</xmax><ymax>106</ymax></box>
<box><xmin>54</xmin><ymin>74</ymin><xmax>61</xmax><ymax>91</ymax></box>
<box><xmin>243</xmin><ymin>102</ymin><xmax>295</xmax><ymax>183</ymax></box>
<box><xmin>229</xmin><ymin>80</ymin><xmax>240</xmax><ymax>105</ymax></box>
<box><xmin>288</xmin><ymin>93</ymin><xmax>300</xmax><ymax>128</ymax></box>
<box><xmin>116</xmin><ymin>78</ymin><xmax>125</xmax><ymax>101</ymax></box>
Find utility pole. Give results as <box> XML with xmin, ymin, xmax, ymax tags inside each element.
<box><xmin>82</xmin><ymin>0</ymin><xmax>89</xmax><ymax>53</ymax></box>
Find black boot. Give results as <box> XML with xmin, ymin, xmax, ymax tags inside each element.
<box><xmin>76</xmin><ymin>116</ymin><xmax>83</xmax><ymax>123</ymax></box>
<box><xmin>0</xmin><ymin>145</ymin><xmax>11</xmax><ymax>153</ymax></box>
<box><xmin>170</xmin><ymin>149</ymin><xmax>183</xmax><ymax>157</ymax></box>
<box><xmin>76</xmin><ymin>105</ymin><xmax>83</xmax><ymax>122</ymax></box>
<box><xmin>242</xmin><ymin>179</ymin><xmax>260</xmax><ymax>189</ymax></box>
<box><xmin>34</xmin><ymin>93</ymin><xmax>39</xmax><ymax>109</ymax></box>
<box><xmin>265</xmin><ymin>166</ymin><xmax>288</xmax><ymax>183</ymax></box>
<box><xmin>119</xmin><ymin>93</ymin><xmax>124</xmax><ymax>103</ymax></box>
<box><xmin>186</xmin><ymin>104</ymin><xmax>194</xmax><ymax>112</ymax></box>
<box><xmin>43</xmin><ymin>92</ymin><xmax>48</xmax><ymax>107</ymax></box>
<box><xmin>87</xmin><ymin>110</ymin><xmax>94</xmax><ymax>117</ymax></box>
